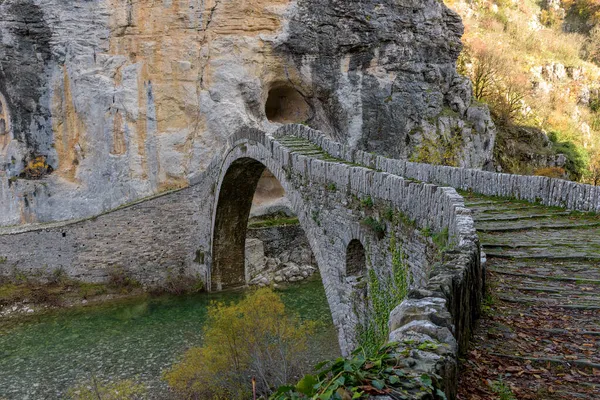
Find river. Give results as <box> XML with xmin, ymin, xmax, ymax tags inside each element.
<box><xmin>0</xmin><ymin>279</ymin><xmax>339</xmax><ymax>399</ymax></box>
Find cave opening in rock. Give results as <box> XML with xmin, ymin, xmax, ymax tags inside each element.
<box><xmin>211</xmin><ymin>160</ymin><xmax>316</xmax><ymax>291</ymax></box>
<box><xmin>265</xmin><ymin>84</ymin><xmax>311</xmax><ymax>124</ymax></box>
<box><xmin>346</xmin><ymin>239</ymin><xmax>366</xmax><ymax>277</ymax></box>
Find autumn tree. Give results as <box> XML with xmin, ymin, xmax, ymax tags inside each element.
<box><xmin>464</xmin><ymin>41</ymin><xmax>531</xmax><ymax>125</ymax></box>
<box><xmin>164</xmin><ymin>288</ymin><xmax>315</xmax><ymax>399</ymax></box>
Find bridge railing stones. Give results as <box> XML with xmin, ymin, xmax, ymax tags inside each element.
<box><xmin>270</xmin><ymin>125</ymin><xmax>481</xmax><ymax>399</ymax></box>
<box><xmin>281</xmin><ymin>124</ymin><xmax>600</xmax><ymax>213</ymax></box>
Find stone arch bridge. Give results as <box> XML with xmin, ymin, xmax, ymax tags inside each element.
<box><xmin>0</xmin><ymin>124</ymin><xmax>480</xmax><ymax>358</ymax></box>
<box><xmin>5</xmin><ymin>123</ymin><xmax>599</xmax><ymax>396</ymax></box>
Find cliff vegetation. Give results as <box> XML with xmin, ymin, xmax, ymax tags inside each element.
<box><xmin>445</xmin><ymin>0</ymin><xmax>600</xmax><ymax>183</ymax></box>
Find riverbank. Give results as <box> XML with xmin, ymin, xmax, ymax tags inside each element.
<box><xmin>0</xmin><ymin>264</ymin><xmax>207</xmax><ymax>319</ymax></box>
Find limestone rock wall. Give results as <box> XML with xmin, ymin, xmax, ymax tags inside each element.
<box><xmin>280</xmin><ymin>0</ymin><xmax>496</xmax><ymax>167</ymax></box>
<box><xmin>0</xmin><ymin>0</ymin><xmax>495</xmax><ymax>227</ymax></box>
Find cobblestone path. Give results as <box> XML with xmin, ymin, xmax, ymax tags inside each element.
<box><xmin>458</xmin><ymin>194</ymin><xmax>600</xmax><ymax>400</ymax></box>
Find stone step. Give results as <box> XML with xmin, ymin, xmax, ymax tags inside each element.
<box><xmin>498</xmin><ymin>288</ymin><xmax>600</xmax><ymax>303</ymax></box>
<box><xmin>497</xmin><ymin>295</ymin><xmax>600</xmax><ymax>309</ymax></box>
<box><xmin>484</xmin><ymin>246</ymin><xmax>600</xmax><ymax>260</ymax></box>
<box><xmin>479</xmin><ymin>227</ymin><xmax>600</xmax><ymax>247</ymax></box>
<box><xmin>470</xmin><ymin>204</ymin><xmax>559</xmax><ymax>214</ymax></box>
<box><xmin>510</xmin><ymin>285</ymin><xmax>599</xmax><ymax>295</ymax></box>
<box><xmin>486</xmin><ymin>258</ymin><xmax>600</xmax><ymax>275</ymax></box>
<box><xmin>476</xmin><ymin>220</ymin><xmax>600</xmax><ymax>232</ymax></box>
<box><xmin>540</xmin><ymin>328</ymin><xmax>600</xmax><ymax>336</ymax></box>
<box><xmin>486</xmin><ymin>253</ymin><xmax>600</xmax><ymax>262</ymax></box>
<box><xmin>474</xmin><ymin>212</ymin><xmax>572</xmax><ymax>222</ymax></box>
<box><xmin>489</xmin><ymin>353</ymin><xmax>600</xmax><ymax>370</ymax></box>
<box><xmin>497</xmin><ymin>280</ymin><xmax>600</xmax><ymax>296</ymax></box>
<box><xmin>488</xmin><ymin>268</ymin><xmax>600</xmax><ymax>285</ymax></box>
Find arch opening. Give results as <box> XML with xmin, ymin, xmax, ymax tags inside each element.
<box><xmin>265</xmin><ymin>84</ymin><xmax>311</xmax><ymax>124</ymax></box>
<box><xmin>212</xmin><ymin>157</ymin><xmax>317</xmax><ymax>291</ymax></box>
<box><xmin>212</xmin><ymin>157</ymin><xmax>267</xmax><ymax>291</ymax></box>
<box><xmin>346</xmin><ymin>239</ymin><xmax>367</xmax><ymax>277</ymax></box>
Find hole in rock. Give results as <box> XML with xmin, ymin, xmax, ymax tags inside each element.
<box><xmin>265</xmin><ymin>85</ymin><xmax>311</xmax><ymax>123</ymax></box>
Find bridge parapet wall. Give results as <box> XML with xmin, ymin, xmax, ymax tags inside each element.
<box><xmin>286</xmin><ymin>124</ymin><xmax>600</xmax><ymax>212</ymax></box>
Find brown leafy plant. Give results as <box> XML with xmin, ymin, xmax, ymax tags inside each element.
<box><xmin>163</xmin><ymin>288</ymin><xmax>315</xmax><ymax>399</ymax></box>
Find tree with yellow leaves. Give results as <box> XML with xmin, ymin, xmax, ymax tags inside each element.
<box><xmin>164</xmin><ymin>288</ymin><xmax>315</xmax><ymax>399</ymax></box>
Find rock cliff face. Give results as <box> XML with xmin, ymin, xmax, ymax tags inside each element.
<box><xmin>0</xmin><ymin>0</ymin><xmax>495</xmax><ymax>226</ymax></box>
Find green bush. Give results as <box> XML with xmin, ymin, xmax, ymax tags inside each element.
<box><xmin>272</xmin><ymin>343</ymin><xmax>447</xmax><ymax>400</ymax></box>
<box><xmin>361</xmin><ymin>217</ymin><xmax>386</xmax><ymax>239</ymax></box>
<box><xmin>163</xmin><ymin>268</ymin><xmax>204</xmax><ymax>295</ymax></box>
<box><xmin>107</xmin><ymin>266</ymin><xmax>140</xmax><ymax>292</ymax></box>
<box><xmin>548</xmin><ymin>132</ymin><xmax>590</xmax><ymax>180</ymax></box>
<box><xmin>360</xmin><ymin>196</ymin><xmax>374</xmax><ymax>208</ymax></box>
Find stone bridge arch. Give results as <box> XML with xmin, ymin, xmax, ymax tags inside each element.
<box><xmin>208</xmin><ymin>126</ymin><xmax>478</xmax><ymax>354</ymax></box>
<box><xmin>210</xmin><ymin>129</ymin><xmax>386</xmax><ymax>352</ymax></box>
<box><xmin>210</xmin><ymin>139</ymin><xmax>326</xmax><ymax>293</ymax></box>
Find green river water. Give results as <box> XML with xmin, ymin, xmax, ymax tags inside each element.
<box><xmin>0</xmin><ymin>279</ymin><xmax>339</xmax><ymax>399</ymax></box>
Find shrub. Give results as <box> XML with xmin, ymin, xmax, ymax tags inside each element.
<box><xmin>548</xmin><ymin>132</ymin><xmax>590</xmax><ymax>180</ymax></box>
<box><xmin>358</xmin><ymin>234</ymin><xmax>410</xmax><ymax>355</ymax></box>
<box><xmin>0</xmin><ymin>284</ymin><xmax>24</xmax><ymax>306</ymax></box>
<box><xmin>490</xmin><ymin>377</ymin><xmax>517</xmax><ymax>400</ymax></box>
<box><xmin>584</xmin><ymin>147</ymin><xmax>600</xmax><ymax>185</ymax></box>
<box><xmin>586</xmin><ymin>25</ymin><xmax>600</xmax><ymax>64</ymax></box>
<box><xmin>78</xmin><ymin>283</ymin><xmax>108</xmax><ymax>299</ymax></box>
<box><xmin>47</xmin><ymin>267</ymin><xmax>69</xmax><ymax>285</ymax></box>
<box><xmin>360</xmin><ymin>196</ymin><xmax>374</xmax><ymax>208</ymax></box>
<box><xmin>540</xmin><ymin>8</ymin><xmax>564</xmax><ymax>28</ymax></box>
<box><xmin>19</xmin><ymin>155</ymin><xmax>53</xmax><ymax>179</ymax></box>
<box><xmin>163</xmin><ymin>268</ymin><xmax>204</xmax><ymax>295</ymax></box>
<box><xmin>564</xmin><ymin>0</ymin><xmax>600</xmax><ymax>31</ymax></box>
<box><xmin>469</xmin><ymin>42</ymin><xmax>504</xmax><ymax>102</ymax></box>
<box><xmin>107</xmin><ymin>266</ymin><xmax>140</xmax><ymax>292</ymax></box>
<box><xmin>534</xmin><ymin>166</ymin><xmax>568</xmax><ymax>179</ymax></box>
<box><xmin>272</xmin><ymin>343</ymin><xmax>447</xmax><ymax>400</ymax></box>
<box><xmin>410</xmin><ymin>128</ymin><xmax>463</xmax><ymax>166</ymax></box>
<box><xmin>29</xmin><ymin>285</ymin><xmax>60</xmax><ymax>305</ymax></box>
<box><xmin>361</xmin><ymin>217</ymin><xmax>386</xmax><ymax>239</ymax></box>
<box><xmin>66</xmin><ymin>377</ymin><xmax>146</xmax><ymax>400</ymax></box>
<box><xmin>164</xmin><ymin>288</ymin><xmax>315</xmax><ymax>399</ymax></box>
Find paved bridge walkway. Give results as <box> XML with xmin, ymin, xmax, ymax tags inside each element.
<box><xmin>458</xmin><ymin>194</ymin><xmax>600</xmax><ymax>399</ymax></box>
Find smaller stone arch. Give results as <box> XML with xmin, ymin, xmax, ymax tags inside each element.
<box><xmin>346</xmin><ymin>239</ymin><xmax>367</xmax><ymax>277</ymax></box>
